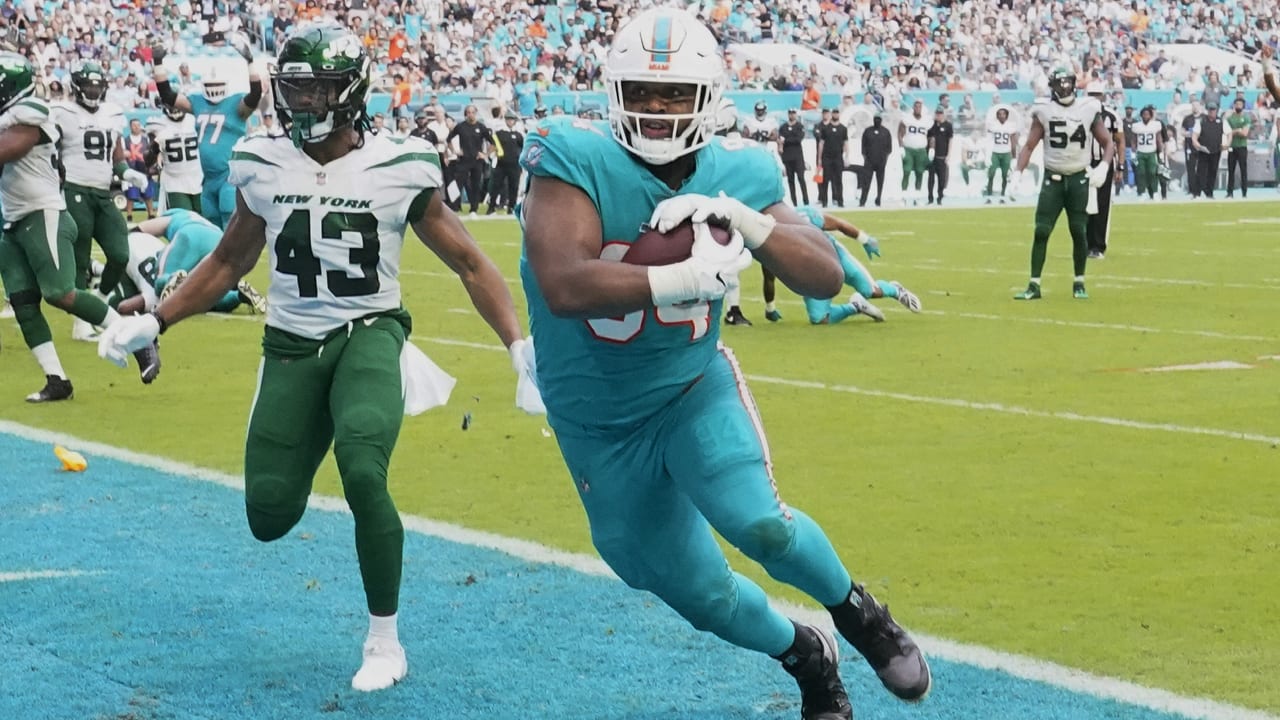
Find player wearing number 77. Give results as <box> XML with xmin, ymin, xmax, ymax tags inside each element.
<box><xmin>97</xmin><ymin>23</ymin><xmax>535</xmax><ymax>693</ymax></box>
<box><xmin>51</xmin><ymin>60</ymin><xmax>151</xmax><ymax>341</ymax></box>
<box><xmin>1010</xmin><ymin>66</ymin><xmax>1113</xmax><ymax>301</ymax></box>
<box><xmin>519</xmin><ymin>8</ymin><xmax>931</xmax><ymax>719</ymax></box>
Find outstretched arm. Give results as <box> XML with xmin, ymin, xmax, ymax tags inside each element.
<box><xmin>153</xmin><ymin>66</ymin><xmax>194</xmax><ymax>114</ymax></box>
<box><xmin>820</xmin><ymin>212</ymin><xmax>863</xmax><ymax>240</ymax></box>
<box><xmin>1262</xmin><ymin>46</ymin><xmax>1280</xmax><ymax>104</ymax></box>
<box><xmin>410</xmin><ymin>188</ymin><xmax>523</xmax><ymax>347</ymax></box>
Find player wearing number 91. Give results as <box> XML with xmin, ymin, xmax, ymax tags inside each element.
<box><xmin>97</xmin><ymin>22</ymin><xmax>532</xmax><ymax>693</ymax></box>
<box><xmin>1011</xmin><ymin>66</ymin><xmax>1114</xmax><ymax>301</ymax></box>
<box><xmin>518</xmin><ymin>8</ymin><xmax>931</xmax><ymax>718</ymax></box>
<box><xmin>51</xmin><ymin>60</ymin><xmax>150</xmax><ymax>341</ymax></box>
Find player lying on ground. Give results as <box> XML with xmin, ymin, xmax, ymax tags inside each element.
<box><xmin>794</xmin><ymin>204</ymin><xmax>922</xmax><ymax>324</ymax></box>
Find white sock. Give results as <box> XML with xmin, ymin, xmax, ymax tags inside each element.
<box><xmin>1029</xmin><ymin>278</ymin><xmax>1041</xmax><ymax>286</ymax></box>
<box><xmin>1074</xmin><ymin>275</ymin><xmax>1085</xmax><ymax>283</ymax></box>
<box><xmin>367</xmin><ymin>613</ymin><xmax>399</xmax><ymax>644</ymax></box>
<box><xmin>765</xmin><ymin>301</ymin><xmax>777</xmax><ymax>313</ymax></box>
<box><xmin>101</xmin><ymin>306</ymin><xmax>121</xmax><ymax>328</ymax></box>
<box><xmin>31</xmin><ymin>342</ymin><xmax>67</xmax><ymax>379</ymax></box>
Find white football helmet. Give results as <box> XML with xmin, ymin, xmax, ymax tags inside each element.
<box><xmin>604</xmin><ymin>8</ymin><xmax>725</xmax><ymax>165</ymax></box>
<box><xmin>203</xmin><ymin>68</ymin><xmax>228</xmax><ymax>102</ymax></box>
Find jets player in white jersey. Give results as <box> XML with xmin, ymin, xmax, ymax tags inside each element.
<box><xmin>984</xmin><ymin>106</ymin><xmax>1019</xmax><ymax>201</ymax></box>
<box><xmin>51</xmin><ymin>60</ymin><xmax>150</xmax><ymax>341</ymax></box>
<box><xmin>145</xmin><ymin>104</ymin><xmax>203</xmax><ymax>213</ymax></box>
<box><xmin>1011</xmin><ymin>66</ymin><xmax>1113</xmax><ymax>300</ymax></box>
<box><xmin>0</xmin><ymin>53</ymin><xmax>156</xmax><ymax>399</ymax></box>
<box><xmin>98</xmin><ymin>22</ymin><xmax>534</xmax><ymax>693</ymax></box>
<box><xmin>741</xmin><ymin>100</ymin><xmax>779</xmax><ymax>147</ymax></box>
<box><xmin>956</xmin><ymin>129</ymin><xmax>988</xmax><ymax>194</ymax></box>
<box><xmin>897</xmin><ymin>99</ymin><xmax>931</xmax><ymax>204</ymax></box>
<box><xmin>1129</xmin><ymin>105</ymin><xmax>1164</xmax><ymax>200</ymax></box>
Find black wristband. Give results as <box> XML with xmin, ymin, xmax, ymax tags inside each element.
<box><xmin>151</xmin><ymin>310</ymin><xmax>169</xmax><ymax>334</ymax></box>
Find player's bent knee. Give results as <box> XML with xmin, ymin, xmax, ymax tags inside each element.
<box><xmin>245</xmin><ymin>501</ymin><xmax>306</xmax><ymax>542</ymax></box>
<box><xmin>729</xmin><ymin>514</ymin><xmax>796</xmax><ymax>564</ymax></box>
<box><xmin>1033</xmin><ymin>222</ymin><xmax>1054</xmax><ymax>243</ymax></box>
<box><xmin>44</xmin><ymin>290</ymin><xmax>77</xmax><ymax>310</ymax></box>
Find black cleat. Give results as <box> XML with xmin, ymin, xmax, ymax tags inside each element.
<box><xmin>26</xmin><ymin>374</ymin><xmax>73</xmax><ymax>403</ymax></box>
<box><xmin>724</xmin><ymin>306</ymin><xmax>753</xmax><ymax>326</ymax></box>
<box><xmin>133</xmin><ymin>340</ymin><xmax>161</xmax><ymax>384</ymax></box>
<box><xmin>780</xmin><ymin>623</ymin><xmax>852</xmax><ymax>720</ymax></box>
<box><xmin>830</xmin><ymin>583</ymin><xmax>932</xmax><ymax>702</ymax></box>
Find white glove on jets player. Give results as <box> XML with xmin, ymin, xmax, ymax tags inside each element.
<box><xmin>649</xmin><ymin>191</ymin><xmax>777</xmax><ymax>250</ymax></box>
<box><xmin>1087</xmin><ymin>162</ymin><xmax>1109</xmax><ymax>189</ymax></box>
<box><xmin>647</xmin><ymin>222</ymin><xmax>753</xmax><ymax>307</ymax></box>
<box><xmin>98</xmin><ymin>313</ymin><xmax>160</xmax><ymax>368</ymax></box>
<box><xmin>508</xmin><ymin>338</ymin><xmax>546</xmax><ymax>415</ymax></box>
<box><xmin>123</xmin><ymin>168</ymin><xmax>149</xmax><ymax>191</ymax></box>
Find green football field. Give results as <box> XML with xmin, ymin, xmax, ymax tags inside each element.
<box><xmin>3</xmin><ymin>199</ymin><xmax>1277</xmax><ymax>713</ymax></box>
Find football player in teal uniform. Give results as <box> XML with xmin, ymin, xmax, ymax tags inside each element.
<box><xmin>518</xmin><ymin>8</ymin><xmax>931</xmax><ymax>719</ymax></box>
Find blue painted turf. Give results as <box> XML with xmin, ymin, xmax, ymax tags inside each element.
<box><xmin>0</xmin><ymin>432</ymin><xmax>1196</xmax><ymax>720</ymax></box>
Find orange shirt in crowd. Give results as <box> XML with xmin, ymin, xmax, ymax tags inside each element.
<box><xmin>710</xmin><ymin>4</ymin><xmax>729</xmax><ymax>22</ymax></box>
<box><xmin>392</xmin><ymin>80</ymin><xmax>411</xmax><ymax>109</ymax></box>
<box><xmin>389</xmin><ymin>30</ymin><xmax>407</xmax><ymax>61</ymax></box>
<box><xmin>801</xmin><ymin>86</ymin><xmax>821</xmax><ymax>110</ymax></box>
<box><xmin>528</xmin><ymin>20</ymin><xmax>547</xmax><ymax>39</ymax></box>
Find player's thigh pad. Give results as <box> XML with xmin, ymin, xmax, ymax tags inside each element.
<box><xmin>9</xmin><ymin>210</ymin><xmax>79</xmax><ymax>299</ymax></box>
<box><xmin>663</xmin><ymin>349</ymin><xmax>794</xmax><ymax>561</ymax></box>
<box><xmin>329</xmin><ymin>317</ymin><xmax>406</xmax><ymax>451</ymax></box>
<box><xmin>834</xmin><ymin>241</ymin><xmax>874</xmax><ymax>295</ymax></box>
<box><xmin>91</xmin><ymin>194</ymin><xmax>129</xmax><ymax>261</ymax></box>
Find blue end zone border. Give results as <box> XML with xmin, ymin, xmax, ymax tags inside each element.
<box><xmin>0</xmin><ymin>423</ymin><xmax>1272</xmax><ymax>720</ymax></box>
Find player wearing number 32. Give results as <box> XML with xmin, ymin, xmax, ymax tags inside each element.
<box><xmin>518</xmin><ymin>8</ymin><xmax>930</xmax><ymax>719</ymax></box>
<box><xmin>1011</xmin><ymin>66</ymin><xmax>1114</xmax><ymax>301</ymax></box>
<box><xmin>97</xmin><ymin>22</ymin><xmax>533</xmax><ymax>693</ymax></box>
<box><xmin>51</xmin><ymin>60</ymin><xmax>151</xmax><ymax>341</ymax></box>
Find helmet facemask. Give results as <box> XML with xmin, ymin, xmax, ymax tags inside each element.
<box><xmin>607</xmin><ymin>79</ymin><xmax>721</xmax><ymax>166</ymax></box>
<box><xmin>273</xmin><ymin>67</ymin><xmax>367</xmax><ymax>147</ymax></box>
<box><xmin>72</xmin><ymin>65</ymin><xmax>106</xmax><ymax>110</ymax></box>
<box><xmin>1049</xmin><ymin>71</ymin><xmax>1076</xmax><ymax>105</ymax></box>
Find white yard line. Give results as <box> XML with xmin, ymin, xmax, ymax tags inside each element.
<box><xmin>1</xmin><ymin>419</ymin><xmax>1275</xmax><ymax>720</ymax></box>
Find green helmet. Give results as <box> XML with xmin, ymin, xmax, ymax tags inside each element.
<box><xmin>71</xmin><ymin>61</ymin><xmax>108</xmax><ymax>111</ymax></box>
<box><xmin>272</xmin><ymin>22</ymin><xmax>372</xmax><ymax>147</ymax></box>
<box><xmin>0</xmin><ymin>52</ymin><xmax>34</xmax><ymax>115</ymax></box>
<box><xmin>1048</xmin><ymin>66</ymin><xmax>1076</xmax><ymax>104</ymax></box>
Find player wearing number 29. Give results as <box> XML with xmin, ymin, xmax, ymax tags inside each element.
<box><xmin>51</xmin><ymin>60</ymin><xmax>152</xmax><ymax>341</ymax></box>
<box><xmin>97</xmin><ymin>22</ymin><xmax>530</xmax><ymax>692</ymax></box>
<box><xmin>518</xmin><ymin>8</ymin><xmax>931</xmax><ymax>719</ymax></box>
<box><xmin>153</xmin><ymin>33</ymin><xmax>263</xmax><ymax>229</ymax></box>
<box><xmin>1011</xmin><ymin>66</ymin><xmax>1114</xmax><ymax>300</ymax></box>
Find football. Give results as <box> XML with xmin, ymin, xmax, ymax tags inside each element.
<box><xmin>622</xmin><ymin>220</ymin><xmax>733</xmax><ymax>266</ymax></box>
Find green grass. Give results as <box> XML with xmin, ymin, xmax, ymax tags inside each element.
<box><xmin>4</xmin><ymin>200</ymin><xmax>1279</xmax><ymax>712</ymax></box>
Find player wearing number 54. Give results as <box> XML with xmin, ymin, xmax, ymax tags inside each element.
<box><xmin>97</xmin><ymin>22</ymin><xmax>537</xmax><ymax>693</ymax></box>
<box><xmin>517</xmin><ymin>7</ymin><xmax>932</xmax><ymax>718</ymax></box>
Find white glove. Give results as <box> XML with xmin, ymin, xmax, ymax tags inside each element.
<box><xmin>97</xmin><ymin>313</ymin><xmax>160</xmax><ymax>368</ymax></box>
<box><xmin>123</xmin><ymin>168</ymin><xmax>149</xmax><ymax>191</ymax></box>
<box><xmin>508</xmin><ymin>338</ymin><xmax>546</xmax><ymax>415</ymax></box>
<box><xmin>1087</xmin><ymin>163</ymin><xmax>1109</xmax><ymax>188</ymax></box>
<box><xmin>228</xmin><ymin>31</ymin><xmax>255</xmax><ymax>64</ymax></box>
<box><xmin>1007</xmin><ymin>171</ymin><xmax>1023</xmax><ymax>198</ymax></box>
<box><xmin>649</xmin><ymin>191</ymin><xmax>777</xmax><ymax>250</ymax></box>
<box><xmin>647</xmin><ymin>222</ymin><xmax>753</xmax><ymax>306</ymax></box>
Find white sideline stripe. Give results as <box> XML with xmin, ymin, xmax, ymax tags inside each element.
<box><xmin>743</xmin><ymin>374</ymin><xmax>1280</xmax><ymax>446</ymax></box>
<box><xmin>0</xmin><ymin>569</ymin><xmax>101</xmax><ymax>583</ymax></box>
<box><xmin>397</xmin><ymin>269</ymin><xmax>1275</xmax><ymax>343</ymax></box>
<box><xmin>906</xmin><ymin>263</ymin><xmax>1280</xmax><ymax>292</ymax></box>
<box><xmin>407</xmin><ymin>335</ymin><xmax>1280</xmax><ymax>445</ymax></box>
<box><xmin>0</xmin><ymin>419</ymin><xmax>1274</xmax><ymax>720</ymax></box>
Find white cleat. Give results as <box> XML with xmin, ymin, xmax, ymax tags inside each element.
<box><xmin>891</xmin><ymin>282</ymin><xmax>922</xmax><ymax>313</ymax></box>
<box><xmin>159</xmin><ymin>270</ymin><xmax>188</xmax><ymax>304</ymax></box>
<box><xmin>351</xmin><ymin>639</ymin><xmax>407</xmax><ymax>692</ymax></box>
<box><xmin>0</xmin><ymin>300</ymin><xmax>13</xmax><ymax>319</ymax></box>
<box><xmin>71</xmin><ymin>317</ymin><xmax>100</xmax><ymax>342</ymax></box>
<box><xmin>851</xmin><ymin>292</ymin><xmax>885</xmax><ymax>322</ymax></box>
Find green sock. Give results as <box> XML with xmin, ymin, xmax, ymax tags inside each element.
<box><xmin>69</xmin><ymin>290</ymin><xmax>109</xmax><ymax>326</ymax></box>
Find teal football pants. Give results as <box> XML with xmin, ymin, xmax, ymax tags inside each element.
<box><xmin>553</xmin><ymin>347</ymin><xmax>854</xmax><ymax>656</ymax></box>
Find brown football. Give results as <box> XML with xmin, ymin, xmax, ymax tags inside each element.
<box><xmin>621</xmin><ymin>220</ymin><xmax>732</xmax><ymax>267</ymax></box>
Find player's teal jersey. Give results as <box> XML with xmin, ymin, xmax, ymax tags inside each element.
<box><xmin>188</xmin><ymin>92</ymin><xmax>249</xmax><ymax>178</ymax></box>
<box><xmin>162</xmin><ymin>208</ymin><xmax>220</xmax><ymax>254</ymax></box>
<box><xmin>795</xmin><ymin>204</ymin><xmax>842</xmax><ymax>250</ymax></box>
<box><xmin>518</xmin><ymin>116</ymin><xmax>784</xmax><ymax>431</ymax></box>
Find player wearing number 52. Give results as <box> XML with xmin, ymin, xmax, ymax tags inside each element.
<box><xmin>98</xmin><ymin>23</ymin><xmax>533</xmax><ymax>693</ymax></box>
<box><xmin>51</xmin><ymin>61</ymin><xmax>151</xmax><ymax>342</ymax></box>
<box><xmin>1010</xmin><ymin>66</ymin><xmax>1114</xmax><ymax>301</ymax></box>
<box><xmin>519</xmin><ymin>8</ymin><xmax>931</xmax><ymax>718</ymax></box>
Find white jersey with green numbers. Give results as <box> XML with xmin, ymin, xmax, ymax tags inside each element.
<box><xmin>50</xmin><ymin>100</ymin><xmax>124</xmax><ymax>189</ymax></box>
<box><xmin>986</xmin><ymin>118</ymin><xmax>1017</xmax><ymax>153</ymax></box>
<box><xmin>147</xmin><ymin>114</ymin><xmax>203</xmax><ymax>195</ymax></box>
<box><xmin>900</xmin><ymin>113</ymin><xmax>931</xmax><ymax>149</ymax></box>
<box><xmin>227</xmin><ymin>134</ymin><xmax>443</xmax><ymax>340</ymax></box>
<box><xmin>0</xmin><ymin>96</ymin><xmax>65</xmax><ymax>222</ymax></box>
<box><xmin>1131</xmin><ymin>119</ymin><xmax>1162</xmax><ymax>154</ymax></box>
<box><xmin>1031</xmin><ymin>96</ymin><xmax>1101</xmax><ymax>174</ymax></box>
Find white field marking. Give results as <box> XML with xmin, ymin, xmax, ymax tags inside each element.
<box><xmin>404</xmin><ymin>335</ymin><xmax>1280</xmax><ymax>445</ymax></box>
<box><xmin>0</xmin><ymin>569</ymin><xmax>102</xmax><ymax>583</ymax></box>
<box><xmin>740</xmin><ymin>374</ymin><xmax>1280</xmax><ymax>446</ymax></box>
<box><xmin>446</xmin><ymin>308</ymin><xmax>472</xmax><ymax>314</ymax></box>
<box><xmin>1140</xmin><ymin>361</ymin><xmax>1255</xmax><ymax>373</ymax></box>
<box><xmin>0</xmin><ymin>419</ymin><xmax>1275</xmax><ymax>720</ymax></box>
<box><xmin>907</xmin><ymin>263</ymin><xmax>1280</xmax><ymax>292</ymax></box>
<box><xmin>1257</xmin><ymin>355</ymin><xmax>1280</xmax><ymax>361</ymax></box>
